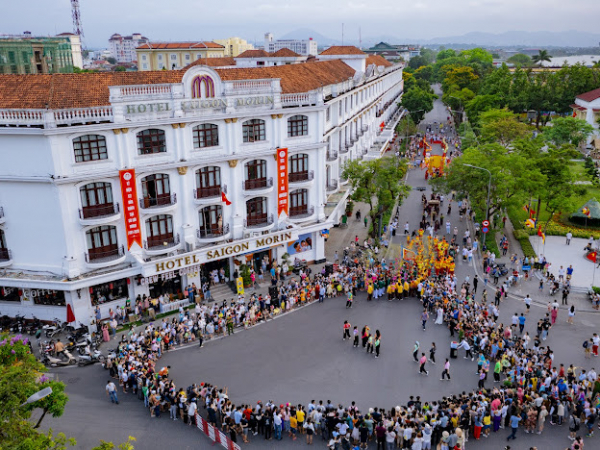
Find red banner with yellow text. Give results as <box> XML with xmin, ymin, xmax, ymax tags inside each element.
<box><xmin>119</xmin><ymin>169</ymin><xmax>142</xmax><ymax>250</ymax></box>
<box><xmin>277</xmin><ymin>147</ymin><xmax>289</xmax><ymax>218</ymax></box>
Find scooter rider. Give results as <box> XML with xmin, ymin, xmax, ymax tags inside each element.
<box><xmin>54</xmin><ymin>339</ymin><xmax>65</xmax><ymax>357</ymax></box>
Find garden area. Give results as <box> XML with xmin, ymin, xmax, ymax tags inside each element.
<box><xmin>508</xmin><ymin>158</ymin><xmax>600</xmax><ymax>240</ymax></box>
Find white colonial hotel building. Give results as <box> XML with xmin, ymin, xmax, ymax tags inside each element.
<box><xmin>0</xmin><ymin>46</ymin><xmax>404</xmax><ymax>326</ymax></box>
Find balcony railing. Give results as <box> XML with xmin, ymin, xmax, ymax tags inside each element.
<box><xmin>79</xmin><ymin>203</ymin><xmax>120</xmax><ymax>220</ymax></box>
<box><xmin>244</xmin><ymin>214</ymin><xmax>274</xmax><ymax>228</ymax></box>
<box><xmin>326</xmin><ymin>180</ymin><xmax>339</xmax><ymax>191</ymax></box>
<box><xmin>139</xmin><ymin>193</ymin><xmax>177</xmax><ymax>209</ymax></box>
<box><xmin>144</xmin><ymin>233</ymin><xmax>180</xmax><ymax>250</ymax></box>
<box><xmin>289</xmin><ymin>205</ymin><xmax>315</xmax><ymax>218</ymax></box>
<box><xmin>194</xmin><ymin>185</ymin><xmax>224</xmax><ymax>199</ymax></box>
<box><xmin>0</xmin><ymin>248</ymin><xmax>11</xmax><ymax>261</ymax></box>
<box><xmin>326</xmin><ymin>150</ymin><xmax>338</xmax><ymax>161</ymax></box>
<box><xmin>288</xmin><ymin>170</ymin><xmax>314</xmax><ymax>183</ymax></box>
<box><xmin>243</xmin><ymin>177</ymin><xmax>273</xmax><ymax>190</ymax></box>
<box><xmin>197</xmin><ymin>223</ymin><xmax>230</xmax><ymax>239</ymax></box>
<box><xmin>85</xmin><ymin>245</ymin><xmax>124</xmax><ymax>263</ymax></box>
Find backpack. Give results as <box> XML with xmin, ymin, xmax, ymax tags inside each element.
<box><xmin>583</xmin><ymin>341</ymin><xmax>589</xmax><ymax>348</ymax></box>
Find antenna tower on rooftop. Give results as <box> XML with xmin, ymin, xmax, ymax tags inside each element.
<box><xmin>71</xmin><ymin>0</ymin><xmax>85</xmax><ymax>39</ymax></box>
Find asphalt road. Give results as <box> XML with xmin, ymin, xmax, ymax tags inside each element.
<box><xmin>41</xmin><ymin>93</ymin><xmax>600</xmax><ymax>450</ymax></box>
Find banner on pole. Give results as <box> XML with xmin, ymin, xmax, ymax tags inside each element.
<box><xmin>119</xmin><ymin>169</ymin><xmax>142</xmax><ymax>250</ymax></box>
<box><xmin>277</xmin><ymin>147</ymin><xmax>289</xmax><ymax>218</ymax></box>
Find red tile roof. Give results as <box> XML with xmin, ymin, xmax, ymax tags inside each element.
<box><xmin>319</xmin><ymin>46</ymin><xmax>366</xmax><ymax>56</ymax></box>
<box><xmin>184</xmin><ymin>57</ymin><xmax>236</xmax><ymax>69</ymax></box>
<box><xmin>0</xmin><ymin>60</ymin><xmax>356</xmax><ymax>109</ymax></box>
<box><xmin>271</xmin><ymin>48</ymin><xmax>301</xmax><ymax>57</ymax></box>
<box><xmin>577</xmin><ymin>88</ymin><xmax>600</xmax><ymax>103</ymax></box>
<box><xmin>136</xmin><ymin>42</ymin><xmax>224</xmax><ymax>50</ymax></box>
<box><xmin>216</xmin><ymin>60</ymin><xmax>355</xmax><ymax>94</ymax></box>
<box><xmin>236</xmin><ymin>49</ymin><xmax>271</xmax><ymax>58</ymax></box>
<box><xmin>366</xmin><ymin>55</ymin><xmax>392</xmax><ymax>68</ymax></box>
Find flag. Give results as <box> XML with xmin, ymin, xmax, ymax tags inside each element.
<box><xmin>588</xmin><ymin>251</ymin><xmax>598</xmax><ymax>263</ymax></box>
<box><xmin>221</xmin><ymin>191</ymin><xmax>232</xmax><ymax>206</ymax></box>
<box><xmin>583</xmin><ymin>207</ymin><xmax>591</xmax><ymax>218</ymax></box>
<box><xmin>529</xmin><ymin>208</ymin><xmax>536</xmax><ymax>218</ymax></box>
<box><xmin>537</xmin><ymin>226</ymin><xmax>545</xmax><ymax>244</ymax></box>
<box><xmin>523</xmin><ymin>204</ymin><xmax>529</xmax><ymax>213</ymax></box>
<box><xmin>525</xmin><ymin>218</ymin><xmax>536</xmax><ymax>228</ymax></box>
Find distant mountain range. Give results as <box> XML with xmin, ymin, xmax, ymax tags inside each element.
<box><xmin>280</xmin><ymin>29</ymin><xmax>600</xmax><ymax>49</ymax></box>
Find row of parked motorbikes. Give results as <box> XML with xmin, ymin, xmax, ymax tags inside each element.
<box><xmin>1</xmin><ymin>314</ymin><xmax>107</xmax><ymax>368</ymax></box>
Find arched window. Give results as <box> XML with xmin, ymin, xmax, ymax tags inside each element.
<box><xmin>246</xmin><ymin>197</ymin><xmax>267</xmax><ymax>226</ymax></box>
<box><xmin>73</xmin><ymin>134</ymin><xmax>107</xmax><ymax>162</ymax></box>
<box><xmin>85</xmin><ymin>225</ymin><xmax>119</xmax><ymax>261</ymax></box>
<box><xmin>289</xmin><ymin>154</ymin><xmax>309</xmax><ymax>182</ymax></box>
<box><xmin>145</xmin><ymin>215</ymin><xmax>174</xmax><ymax>248</ymax></box>
<box><xmin>192</xmin><ymin>123</ymin><xmax>219</xmax><ymax>148</ymax></box>
<box><xmin>141</xmin><ymin>174</ymin><xmax>172</xmax><ymax>208</ymax></box>
<box><xmin>195</xmin><ymin>166</ymin><xmax>221</xmax><ymax>198</ymax></box>
<box><xmin>198</xmin><ymin>205</ymin><xmax>223</xmax><ymax>237</ymax></box>
<box><xmin>137</xmin><ymin>129</ymin><xmax>166</xmax><ymax>155</ymax></box>
<box><xmin>80</xmin><ymin>182</ymin><xmax>115</xmax><ymax>218</ymax></box>
<box><xmin>289</xmin><ymin>189</ymin><xmax>308</xmax><ymax>216</ymax></box>
<box><xmin>244</xmin><ymin>160</ymin><xmax>268</xmax><ymax>190</ymax></box>
<box><xmin>242</xmin><ymin>119</ymin><xmax>266</xmax><ymax>143</ymax></box>
<box><xmin>288</xmin><ymin>115</ymin><xmax>308</xmax><ymax>137</ymax></box>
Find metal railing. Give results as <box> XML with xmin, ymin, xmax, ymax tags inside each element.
<box><xmin>288</xmin><ymin>170</ymin><xmax>314</xmax><ymax>183</ymax></box>
<box><xmin>194</xmin><ymin>185</ymin><xmax>223</xmax><ymax>199</ymax></box>
<box><xmin>85</xmin><ymin>245</ymin><xmax>124</xmax><ymax>263</ymax></box>
<box><xmin>289</xmin><ymin>205</ymin><xmax>315</xmax><ymax>218</ymax></box>
<box><xmin>197</xmin><ymin>223</ymin><xmax>230</xmax><ymax>239</ymax></box>
<box><xmin>139</xmin><ymin>193</ymin><xmax>177</xmax><ymax>209</ymax></box>
<box><xmin>79</xmin><ymin>203</ymin><xmax>120</xmax><ymax>220</ymax></box>
<box><xmin>243</xmin><ymin>177</ymin><xmax>273</xmax><ymax>190</ymax></box>
<box><xmin>340</xmin><ymin>145</ymin><xmax>349</xmax><ymax>154</ymax></box>
<box><xmin>327</xmin><ymin>151</ymin><xmax>338</xmax><ymax>161</ymax></box>
<box><xmin>326</xmin><ymin>180</ymin><xmax>339</xmax><ymax>191</ymax></box>
<box><xmin>244</xmin><ymin>214</ymin><xmax>274</xmax><ymax>228</ymax></box>
<box><xmin>144</xmin><ymin>234</ymin><xmax>180</xmax><ymax>250</ymax></box>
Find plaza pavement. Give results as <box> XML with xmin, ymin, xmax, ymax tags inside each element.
<box><xmin>40</xmin><ymin>95</ymin><xmax>600</xmax><ymax>450</ymax></box>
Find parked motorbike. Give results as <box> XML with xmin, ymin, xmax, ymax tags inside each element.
<box><xmin>9</xmin><ymin>314</ymin><xmax>25</xmax><ymax>333</ymax></box>
<box><xmin>25</xmin><ymin>316</ymin><xmax>43</xmax><ymax>335</ymax></box>
<box><xmin>40</xmin><ymin>349</ymin><xmax>77</xmax><ymax>367</ymax></box>
<box><xmin>43</xmin><ymin>318</ymin><xmax>66</xmax><ymax>338</ymax></box>
<box><xmin>78</xmin><ymin>346</ymin><xmax>105</xmax><ymax>366</ymax></box>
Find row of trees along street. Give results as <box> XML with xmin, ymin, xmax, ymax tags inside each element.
<box><xmin>399</xmin><ymin>46</ymin><xmax>600</xmax><ymax>250</ymax></box>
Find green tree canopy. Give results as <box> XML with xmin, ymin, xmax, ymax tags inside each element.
<box><xmin>532</xmin><ymin>50</ymin><xmax>552</xmax><ymax>66</ymax></box>
<box><xmin>0</xmin><ymin>334</ymin><xmax>74</xmax><ymax>449</ymax></box>
<box><xmin>408</xmin><ymin>55</ymin><xmax>429</xmax><ymax>70</ymax></box>
<box><xmin>342</xmin><ymin>157</ymin><xmax>409</xmax><ymax>237</ymax></box>
<box><xmin>544</xmin><ymin>116</ymin><xmax>595</xmax><ymax>147</ymax></box>
<box><xmin>506</xmin><ymin>53</ymin><xmax>532</xmax><ymax>67</ymax></box>
<box><xmin>436</xmin><ymin>49</ymin><xmax>457</xmax><ymax>61</ymax></box>
<box><xmin>478</xmin><ymin>109</ymin><xmax>532</xmax><ymax>147</ymax></box>
<box><xmin>413</xmin><ymin>65</ymin><xmax>434</xmax><ymax>82</ymax></box>
<box><xmin>401</xmin><ymin>86</ymin><xmax>437</xmax><ymax>123</ymax></box>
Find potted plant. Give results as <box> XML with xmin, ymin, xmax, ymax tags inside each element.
<box><xmin>281</xmin><ymin>252</ymin><xmax>292</xmax><ymax>275</ymax></box>
<box><xmin>240</xmin><ymin>264</ymin><xmax>253</xmax><ymax>288</ymax></box>
<box><xmin>345</xmin><ymin>200</ymin><xmax>354</xmax><ymax>217</ymax></box>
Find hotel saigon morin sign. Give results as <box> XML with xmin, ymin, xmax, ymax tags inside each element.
<box><xmin>142</xmin><ymin>230</ymin><xmax>297</xmax><ymax>278</ymax></box>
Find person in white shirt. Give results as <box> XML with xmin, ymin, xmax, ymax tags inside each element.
<box><xmin>566</xmin><ymin>231</ymin><xmax>572</xmax><ymax>245</ymax></box>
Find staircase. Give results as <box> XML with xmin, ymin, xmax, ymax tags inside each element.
<box><xmin>206</xmin><ymin>282</ymin><xmax>236</xmax><ymax>303</ymax></box>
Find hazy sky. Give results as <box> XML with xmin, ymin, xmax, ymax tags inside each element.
<box><xmin>2</xmin><ymin>0</ymin><xmax>599</xmax><ymax>48</ymax></box>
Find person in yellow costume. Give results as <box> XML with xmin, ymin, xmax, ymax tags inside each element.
<box><xmin>387</xmin><ymin>283</ymin><xmax>395</xmax><ymax>301</ymax></box>
<box><xmin>396</xmin><ymin>281</ymin><xmax>403</xmax><ymax>300</ymax></box>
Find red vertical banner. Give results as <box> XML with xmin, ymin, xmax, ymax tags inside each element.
<box><xmin>277</xmin><ymin>147</ymin><xmax>289</xmax><ymax>218</ymax></box>
<box><xmin>119</xmin><ymin>169</ymin><xmax>142</xmax><ymax>250</ymax></box>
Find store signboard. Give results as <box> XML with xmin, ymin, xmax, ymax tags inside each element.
<box><xmin>142</xmin><ymin>229</ymin><xmax>298</xmax><ymax>277</ymax></box>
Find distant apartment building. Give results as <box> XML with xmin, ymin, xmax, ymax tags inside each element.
<box><xmin>136</xmin><ymin>42</ymin><xmax>226</xmax><ymax>71</ymax></box>
<box><xmin>0</xmin><ymin>31</ymin><xmax>82</xmax><ymax>74</ymax></box>
<box><xmin>109</xmin><ymin>33</ymin><xmax>149</xmax><ymax>63</ymax></box>
<box><xmin>214</xmin><ymin>37</ymin><xmax>254</xmax><ymax>57</ymax></box>
<box><xmin>264</xmin><ymin>33</ymin><xmax>318</xmax><ymax>56</ymax></box>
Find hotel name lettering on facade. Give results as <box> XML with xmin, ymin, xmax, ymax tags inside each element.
<box><xmin>125</xmin><ymin>96</ymin><xmax>274</xmax><ymax>115</ymax></box>
<box><xmin>149</xmin><ymin>231</ymin><xmax>294</xmax><ymax>277</ymax></box>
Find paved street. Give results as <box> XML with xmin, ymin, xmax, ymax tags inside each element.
<box><xmin>41</xmin><ymin>94</ymin><xmax>600</xmax><ymax>450</ymax></box>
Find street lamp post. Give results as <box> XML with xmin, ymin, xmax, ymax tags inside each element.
<box><xmin>463</xmin><ymin>164</ymin><xmax>492</xmax><ymax>224</ymax></box>
<box><xmin>20</xmin><ymin>387</ymin><xmax>52</xmax><ymax>407</ymax></box>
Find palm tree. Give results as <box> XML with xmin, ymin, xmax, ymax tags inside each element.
<box><xmin>532</xmin><ymin>50</ymin><xmax>552</xmax><ymax>67</ymax></box>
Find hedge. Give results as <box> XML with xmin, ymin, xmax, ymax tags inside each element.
<box><xmin>513</xmin><ymin>230</ymin><xmax>537</xmax><ymax>258</ymax></box>
<box><xmin>485</xmin><ymin>231</ymin><xmax>500</xmax><ymax>257</ymax></box>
